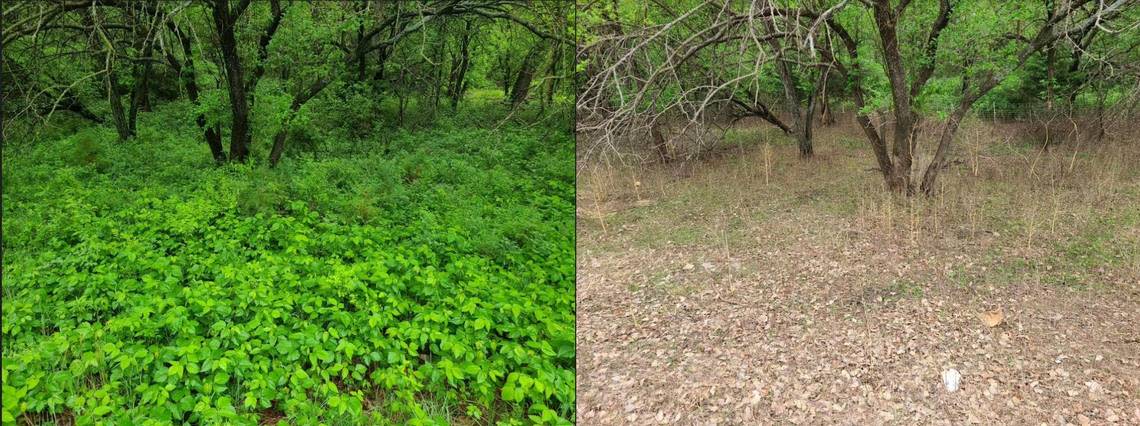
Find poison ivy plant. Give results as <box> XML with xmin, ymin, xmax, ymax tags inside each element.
<box><xmin>2</xmin><ymin>92</ymin><xmax>574</xmax><ymax>425</ymax></box>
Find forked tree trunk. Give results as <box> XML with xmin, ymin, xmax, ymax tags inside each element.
<box><xmin>874</xmin><ymin>2</ymin><xmax>918</xmax><ymax>194</ymax></box>
<box><xmin>447</xmin><ymin>20</ymin><xmax>473</xmax><ymax>110</ymax></box>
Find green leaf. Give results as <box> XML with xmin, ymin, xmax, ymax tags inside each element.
<box><xmin>168</xmin><ymin>362</ymin><xmax>184</xmax><ymax>379</ymax></box>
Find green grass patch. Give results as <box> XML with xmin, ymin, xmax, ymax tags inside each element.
<box><xmin>1057</xmin><ymin>214</ymin><xmax>1139</xmax><ymax>271</ymax></box>
<box><xmin>882</xmin><ymin>279</ymin><xmax>925</xmax><ymax>301</ymax></box>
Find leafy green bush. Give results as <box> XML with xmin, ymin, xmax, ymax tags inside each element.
<box><xmin>68</xmin><ymin>128</ymin><xmax>115</xmax><ymax>173</ymax></box>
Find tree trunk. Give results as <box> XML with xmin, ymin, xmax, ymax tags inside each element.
<box><xmin>510</xmin><ymin>47</ymin><xmax>541</xmax><ymax>107</ymax></box>
<box><xmin>89</xmin><ymin>11</ymin><xmax>130</xmax><ymax>140</ymax></box>
<box><xmin>873</xmin><ymin>1</ymin><xmax>918</xmax><ymax>194</ymax></box>
<box><xmin>799</xmin><ymin>84</ymin><xmax>817</xmax><ymax>158</ymax></box>
<box><xmin>167</xmin><ymin>20</ymin><xmax>225</xmax><ymax>163</ymax></box>
<box><xmin>763</xmin><ymin>21</ymin><xmax>812</xmax><ymax>159</ymax></box>
<box><xmin>58</xmin><ymin>94</ymin><xmax>105</xmax><ymax>124</ymax></box>
<box><xmin>650</xmin><ymin>122</ymin><xmax>671</xmax><ymax>163</ymax></box>
<box><xmin>213</xmin><ymin>0</ymin><xmax>251</xmax><ymax>162</ymax></box>
<box><xmin>429</xmin><ymin>34</ymin><xmax>446</xmax><ymax>114</ymax></box>
<box><xmin>821</xmin><ymin>21</ymin><xmax>895</xmax><ymax>185</ymax></box>
<box><xmin>1095</xmin><ymin>86</ymin><xmax>1107</xmax><ymax>142</ymax></box>
<box><xmin>919</xmin><ymin>105</ymin><xmax>969</xmax><ymax>195</ymax></box>
<box><xmin>268</xmin><ymin>128</ymin><xmax>288</xmax><ymax>166</ymax></box>
<box><xmin>447</xmin><ymin>20</ymin><xmax>473</xmax><ymax>110</ymax></box>
<box><xmin>540</xmin><ymin>40</ymin><xmax>562</xmax><ymax>112</ymax></box>
<box><xmin>126</xmin><ymin>2</ymin><xmax>153</xmax><ymax>136</ymax></box>
<box><xmin>268</xmin><ymin>78</ymin><xmax>332</xmax><ymax>167</ymax></box>
<box><xmin>128</xmin><ymin>42</ymin><xmax>153</xmax><ymax>136</ymax></box>
<box><xmin>247</xmin><ymin>0</ymin><xmax>282</xmax><ymax>100</ymax></box>
<box><xmin>107</xmin><ymin>69</ymin><xmax>131</xmax><ymax>140</ymax></box>
<box><xmin>818</xmin><ymin>67</ymin><xmax>835</xmax><ymax>126</ymax></box>
<box><xmin>374</xmin><ymin>46</ymin><xmax>386</xmax><ymax>81</ymax></box>
<box><xmin>1045</xmin><ymin>46</ymin><xmax>1056</xmax><ymax>113</ymax></box>
<box><xmin>356</xmin><ymin>1</ymin><xmax>367</xmax><ymax>81</ymax></box>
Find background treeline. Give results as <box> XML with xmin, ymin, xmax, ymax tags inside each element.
<box><xmin>577</xmin><ymin>0</ymin><xmax>1140</xmax><ymax>195</ymax></box>
<box><xmin>2</xmin><ymin>0</ymin><xmax>574</xmax><ymax>165</ymax></box>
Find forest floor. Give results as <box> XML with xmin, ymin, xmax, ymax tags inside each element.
<box><xmin>576</xmin><ymin>119</ymin><xmax>1140</xmax><ymax>425</ymax></box>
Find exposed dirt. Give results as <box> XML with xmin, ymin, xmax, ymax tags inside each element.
<box><xmin>576</xmin><ymin>125</ymin><xmax>1140</xmax><ymax>425</ymax></box>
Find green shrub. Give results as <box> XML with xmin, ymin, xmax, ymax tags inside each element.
<box><xmin>68</xmin><ymin>128</ymin><xmax>114</xmax><ymax>173</ymax></box>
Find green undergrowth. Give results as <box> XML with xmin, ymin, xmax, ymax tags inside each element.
<box><xmin>2</xmin><ymin>106</ymin><xmax>575</xmax><ymax>424</ymax></box>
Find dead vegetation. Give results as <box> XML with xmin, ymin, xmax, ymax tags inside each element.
<box><xmin>577</xmin><ymin>118</ymin><xmax>1140</xmax><ymax>424</ymax></box>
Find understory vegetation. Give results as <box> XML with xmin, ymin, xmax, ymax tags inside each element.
<box><xmin>2</xmin><ymin>1</ymin><xmax>574</xmax><ymax>424</ymax></box>
<box><xmin>3</xmin><ymin>94</ymin><xmax>575</xmax><ymax>425</ymax></box>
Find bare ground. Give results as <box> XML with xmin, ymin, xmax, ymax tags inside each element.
<box><xmin>576</xmin><ymin>121</ymin><xmax>1140</xmax><ymax>425</ymax></box>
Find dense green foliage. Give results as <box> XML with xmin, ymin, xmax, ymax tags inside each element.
<box><xmin>2</xmin><ymin>93</ymin><xmax>575</xmax><ymax>425</ymax></box>
<box><xmin>3</xmin><ymin>1</ymin><xmax>575</xmax><ymax>424</ymax></box>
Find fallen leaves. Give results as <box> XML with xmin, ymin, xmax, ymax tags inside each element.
<box><xmin>578</xmin><ymin>190</ymin><xmax>1140</xmax><ymax>425</ymax></box>
<box><xmin>979</xmin><ymin>307</ymin><xmax>1005</xmax><ymax>328</ymax></box>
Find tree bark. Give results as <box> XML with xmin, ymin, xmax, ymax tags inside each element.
<box><xmin>542</xmin><ymin>40</ymin><xmax>561</xmax><ymax>110</ymax></box>
<box><xmin>872</xmin><ymin>1</ymin><xmax>918</xmax><ymax>193</ymax></box>
<box><xmin>107</xmin><ymin>70</ymin><xmax>131</xmax><ymax>140</ymax></box>
<box><xmin>447</xmin><ymin>19</ymin><xmax>473</xmax><ymax>110</ymax></box>
<box><xmin>128</xmin><ymin>42</ymin><xmax>152</xmax><ymax>136</ymax></box>
<box><xmin>509</xmin><ymin>47</ymin><xmax>540</xmax><ymax>107</ymax></box>
<box><xmin>919</xmin><ymin>103</ymin><xmax>969</xmax><ymax>195</ymax></box>
<box><xmin>213</xmin><ymin>0</ymin><xmax>252</xmax><ymax>162</ymax></box>
<box><xmin>818</xmin><ymin>67</ymin><xmax>835</xmax><ymax>126</ymax></box>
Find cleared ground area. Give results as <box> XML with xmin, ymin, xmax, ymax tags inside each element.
<box><xmin>577</xmin><ymin>121</ymin><xmax>1140</xmax><ymax>425</ymax></box>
